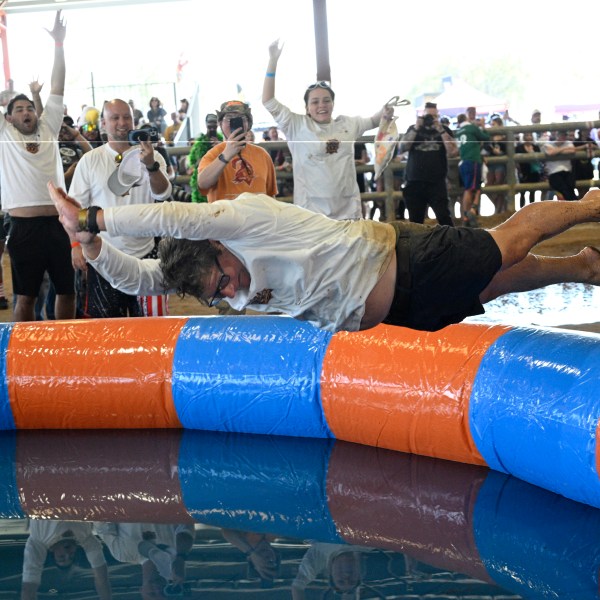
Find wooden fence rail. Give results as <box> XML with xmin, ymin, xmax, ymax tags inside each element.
<box><xmin>168</xmin><ymin>119</ymin><xmax>600</xmax><ymax>220</ymax></box>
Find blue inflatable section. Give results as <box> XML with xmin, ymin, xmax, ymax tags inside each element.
<box><xmin>470</xmin><ymin>327</ymin><xmax>600</xmax><ymax>508</ymax></box>
<box><xmin>178</xmin><ymin>430</ymin><xmax>343</xmax><ymax>542</ymax></box>
<box><xmin>0</xmin><ymin>432</ymin><xmax>24</xmax><ymax>518</ymax></box>
<box><xmin>474</xmin><ymin>471</ymin><xmax>600</xmax><ymax>600</ymax></box>
<box><xmin>0</xmin><ymin>324</ymin><xmax>14</xmax><ymax>430</ymax></box>
<box><xmin>171</xmin><ymin>317</ymin><xmax>333</xmax><ymax>437</ymax></box>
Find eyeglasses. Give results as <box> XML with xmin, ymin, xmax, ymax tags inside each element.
<box><xmin>306</xmin><ymin>81</ymin><xmax>331</xmax><ymax>91</ymax></box>
<box><xmin>207</xmin><ymin>256</ymin><xmax>230</xmax><ymax>307</ymax></box>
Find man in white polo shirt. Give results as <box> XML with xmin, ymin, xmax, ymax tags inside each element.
<box><xmin>68</xmin><ymin>98</ymin><xmax>172</xmax><ymax>317</ymax></box>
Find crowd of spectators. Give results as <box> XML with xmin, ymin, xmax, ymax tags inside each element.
<box><xmin>0</xmin><ymin>12</ymin><xmax>598</xmax><ymax>327</ymax></box>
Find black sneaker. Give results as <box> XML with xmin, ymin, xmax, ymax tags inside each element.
<box><xmin>0</xmin><ymin>297</ymin><xmax>8</xmax><ymax>310</ymax></box>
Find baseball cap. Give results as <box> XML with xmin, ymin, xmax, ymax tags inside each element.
<box><xmin>205</xmin><ymin>113</ymin><xmax>218</xmax><ymax>124</ymax></box>
<box><xmin>107</xmin><ymin>148</ymin><xmax>147</xmax><ymax>196</ymax></box>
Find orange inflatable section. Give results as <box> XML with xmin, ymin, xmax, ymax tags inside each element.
<box><xmin>7</xmin><ymin>318</ymin><xmax>186</xmax><ymax>429</ymax></box>
<box><xmin>320</xmin><ymin>323</ymin><xmax>510</xmax><ymax>465</ymax></box>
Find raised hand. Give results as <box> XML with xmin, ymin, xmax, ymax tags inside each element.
<box><xmin>268</xmin><ymin>38</ymin><xmax>284</xmax><ymax>63</ymax></box>
<box><xmin>45</xmin><ymin>10</ymin><xmax>66</xmax><ymax>44</ymax></box>
<box><xmin>47</xmin><ymin>181</ymin><xmax>96</xmax><ymax>243</ymax></box>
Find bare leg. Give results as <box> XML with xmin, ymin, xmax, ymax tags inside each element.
<box><xmin>13</xmin><ymin>295</ymin><xmax>36</xmax><ymax>322</ymax></box>
<box><xmin>54</xmin><ymin>294</ymin><xmax>75</xmax><ymax>319</ymax></box>
<box><xmin>480</xmin><ymin>247</ymin><xmax>600</xmax><ymax>303</ymax></box>
<box><xmin>487</xmin><ymin>189</ymin><xmax>600</xmax><ymax>269</ymax></box>
<box><xmin>461</xmin><ymin>188</ymin><xmax>479</xmax><ymax>225</ymax></box>
<box><xmin>54</xmin><ymin>294</ymin><xmax>76</xmax><ymax>320</ymax></box>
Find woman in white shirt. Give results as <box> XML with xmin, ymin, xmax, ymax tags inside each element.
<box><xmin>262</xmin><ymin>40</ymin><xmax>392</xmax><ymax>221</ymax></box>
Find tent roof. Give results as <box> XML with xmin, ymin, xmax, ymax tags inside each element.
<box><xmin>425</xmin><ymin>79</ymin><xmax>507</xmax><ymax>117</ymax></box>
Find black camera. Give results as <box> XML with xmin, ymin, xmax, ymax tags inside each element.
<box><xmin>421</xmin><ymin>114</ymin><xmax>435</xmax><ymax>128</ymax></box>
<box><xmin>128</xmin><ymin>126</ymin><xmax>160</xmax><ymax>145</ymax></box>
<box><xmin>171</xmin><ymin>185</ymin><xmax>192</xmax><ymax>202</ymax></box>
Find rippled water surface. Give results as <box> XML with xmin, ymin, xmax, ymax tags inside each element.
<box><xmin>467</xmin><ymin>282</ymin><xmax>600</xmax><ymax>327</ymax></box>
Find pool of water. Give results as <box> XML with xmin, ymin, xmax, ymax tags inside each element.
<box><xmin>0</xmin><ymin>429</ymin><xmax>598</xmax><ymax>598</ymax></box>
<box><xmin>0</xmin><ymin>285</ymin><xmax>598</xmax><ymax>598</ymax></box>
<box><xmin>468</xmin><ymin>282</ymin><xmax>600</xmax><ymax>327</ymax></box>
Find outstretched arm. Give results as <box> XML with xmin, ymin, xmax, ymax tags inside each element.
<box><xmin>262</xmin><ymin>39</ymin><xmax>283</xmax><ymax>105</ymax></box>
<box><xmin>48</xmin><ymin>182</ymin><xmax>105</xmax><ymax>247</ymax></box>
<box><xmin>28</xmin><ymin>81</ymin><xmax>44</xmax><ymax>116</ymax></box>
<box><xmin>48</xmin><ymin>182</ymin><xmax>167</xmax><ymax>295</ymax></box>
<box><xmin>46</xmin><ymin>11</ymin><xmax>66</xmax><ymax>96</ymax></box>
<box><xmin>369</xmin><ymin>104</ymin><xmax>394</xmax><ymax>129</ymax></box>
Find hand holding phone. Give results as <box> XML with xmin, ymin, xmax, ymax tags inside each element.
<box><xmin>229</xmin><ymin>116</ymin><xmax>245</xmax><ymax>134</ymax></box>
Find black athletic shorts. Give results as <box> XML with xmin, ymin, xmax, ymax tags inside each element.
<box><xmin>383</xmin><ymin>221</ymin><xmax>502</xmax><ymax>331</ymax></box>
<box><xmin>7</xmin><ymin>215</ymin><xmax>75</xmax><ymax>297</ymax></box>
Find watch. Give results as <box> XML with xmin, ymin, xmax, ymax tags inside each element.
<box><xmin>146</xmin><ymin>161</ymin><xmax>160</xmax><ymax>173</ymax></box>
<box><xmin>218</xmin><ymin>153</ymin><xmax>230</xmax><ymax>164</ymax></box>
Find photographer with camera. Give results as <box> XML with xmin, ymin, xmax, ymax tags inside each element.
<box><xmin>68</xmin><ymin>98</ymin><xmax>172</xmax><ymax>318</ymax></box>
<box><xmin>196</xmin><ymin>100</ymin><xmax>277</xmax><ymax>203</ymax></box>
<box><xmin>399</xmin><ymin>102</ymin><xmax>457</xmax><ymax>226</ymax></box>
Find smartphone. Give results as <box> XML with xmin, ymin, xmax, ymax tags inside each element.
<box><xmin>229</xmin><ymin>116</ymin><xmax>245</xmax><ymax>133</ymax></box>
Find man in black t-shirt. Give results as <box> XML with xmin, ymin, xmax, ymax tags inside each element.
<box><xmin>400</xmin><ymin>102</ymin><xmax>457</xmax><ymax>225</ymax></box>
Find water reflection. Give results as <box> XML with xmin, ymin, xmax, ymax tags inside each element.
<box><xmin>467</xmin><ymin>282</ymin><xmax>600</xmax><ymax>326</ymax></box>
<box><xmin>1</xmin><ymin>429</ymin><xmax>599</xmax><ymax>598</ymax></box>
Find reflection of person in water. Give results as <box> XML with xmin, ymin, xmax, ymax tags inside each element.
<box><xmin>221</xmin><ymin>529</ymin><xmax>280</xmax><ymax>582</ymax></box>
<box><xmin>292</xmin><ymin>542</ymin><xmax>372</xmax><ymax>599</ymax></box>
<box><xmin>94</xmin><ymin>523</ymin><xmax>194</xmax><ymax>599</ymax></box>
<box><xmin>21</xmin><ymin>520</ymin><xmax>112</xmax><ymax>600</ymax></box>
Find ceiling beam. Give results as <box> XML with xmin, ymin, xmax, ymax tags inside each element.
<box><xmin>3</xmin><ymin>0</ymin><xmax>170</xmax><ymax>14</ymax></box>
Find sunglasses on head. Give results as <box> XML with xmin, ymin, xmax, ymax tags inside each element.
<box><xmin>306</xmin><ymin>81</ymin><xmax>331</xmax><ymax>91</ymax></box>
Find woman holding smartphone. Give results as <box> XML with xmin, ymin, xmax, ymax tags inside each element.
<box><xmin>263</xmin><ymin>40</ymin><xmax>392</xmax><ymax>220</ymax></box>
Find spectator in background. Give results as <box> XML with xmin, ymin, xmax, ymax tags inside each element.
<box><xmin>164</xmin><ymin>111</ymin><xmax>182</xmax><ymax>147</ymax></box>
<box><xmin>399</xmin><ymin>101</ymin><xmax>456</xmax><ymax>226</ymax></box>
<box><xmin>515</xmin><ymin>131</ymin><xmax>543</xmax><ymax>207</ymax></box>
<box><xmin>79</xmin><ymin>107</ymin><xmax>104</xmax><ymax>148</ymax></box>
<box><xmin>456</xmin><ymin>111</ymin><xmax>489</xmax><ymax>226</ymax></box>
<box><xmin>354</xmin><ymin>140</ymin><xmax>370</xmax><ymax>217</ymax></box>
<box><xmin>147</xmin><ymin>96</ymin><xmax>167</xmax><ymax>135</ymax></box>
<box><xmin>68</xmin><ymin>98</ymin><xmax>172</xmax><ymax>318</ymax></box>
<box><xmin>441</xmin><ymin>115</ymin><xmax>463</xmax><ymax>218</ymax></box>
<box><xmin>372</xmin><ymin>143</ymin><xmax>405</xmax><ymax>221</ymax></box>
<box><xmin>541</xmin><ymin>129</ymin><xmax>578</xmax><ymax>200</ymax></box>
<box><xmin>197</xmin><ymin>100</ymin><xmax>277</xmax><ymax>203</ymax></box>
<box><xmin>263</xmin><ymin>39</ymin><xmax>392</xmax><ymax>220</ymax></box>
<box><xmin>59</xmin><ymin>115</ymin><xmax>93</xmax><ymax>187</ymax></box>
<box><xmin>483</xmin><ymin>115</ymin><xmax>508</xmax><ymax>214</ymax></box>
<box><xmin>179</xmin><ymin>98</ymin><xmax>189</xmax><ymax>114</ymax></box>
<box><xmin>263</xmin><ymin>125</ymin><xmax>293</xmax><ymax>198</ymax></box>
<box><xmin>128</xmin><ymin>99</ymin><xmax>144</xmax><ymax>127</ymax></box>
<box><xmin>0</xmin><ymin>11</ymin><xmax>75</xmax><ymax>322</ymax></box>
<box><xmin>572</xmin><ymin>127</ymin><xmax>597</xmax><ymax>199</ymax></box>
<box><xmin>187</xmin><ymin>114</ymin><xmax>223</xmax><ymax>203</ymax></box>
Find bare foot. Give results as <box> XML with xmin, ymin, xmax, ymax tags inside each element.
<box><xmin>580</xmin><ymin>246</ymin><xmax>600</xmax><ymax>285</ymax></box>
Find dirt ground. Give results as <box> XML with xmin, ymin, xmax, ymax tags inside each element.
<box><xmin>0</xmin><ymin>212</ymin><xmax>598</xmax><ymax>331</ymax></box>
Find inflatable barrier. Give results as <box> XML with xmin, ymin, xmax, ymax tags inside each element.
<box><xmin>1</xmin><ymin>429</ymin><xmax>599</xmax><ymax>599</ymax></box>
<box><xmin>1</xmin><ymin>315</ymin><xmax>600</xmax><ymax>508</ymax></box>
